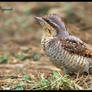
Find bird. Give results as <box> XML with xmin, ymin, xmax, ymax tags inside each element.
<box><xmin>34</xmin><ymin>14</ymin><xmax>92</xmax><ymax>75</ymax></box>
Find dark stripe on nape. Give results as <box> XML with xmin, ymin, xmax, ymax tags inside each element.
<box><xmin>42</xmin><ymin>17</ymin><xmax>58</xmax><ymax>33</ymax></box>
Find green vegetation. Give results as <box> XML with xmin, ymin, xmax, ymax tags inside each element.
<box><xmin>12</xmin><ymin>52</ymin><xmax>27</xmax><ymax>61</ymax></box>
<box><xmin>0</xmin><ymin>53</ymin><xmax>9</xmax><ymax>64</ymax></box>
<box><xmin>2</xmin><ymin>71</ymin><xmax>83</xmax><ymax>90</ymax></box>
<box><xmin>0</xmin><ymin>2</ymin><xmax>92</xmax><ymax>90</ymax></box>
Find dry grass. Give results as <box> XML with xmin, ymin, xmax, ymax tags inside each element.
<box><xmin>0</xmin><ymin>2</ymin><xmax>92</xmax><ymax>90</ymax></box>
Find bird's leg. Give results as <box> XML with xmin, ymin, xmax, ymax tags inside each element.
<box><xmin>62</xmin><ymin>67</ymin><xmax>69</xmax><ymax>75</ymax></box>
<box><xmin>76</xmin><ymin>72</ymin><xmax>80</xmax><ymax>80</ymax></box>
<box><xmin>74</xmin><ymin>72</ymin><xmax>84</xmax><ymax>83</ymax></box>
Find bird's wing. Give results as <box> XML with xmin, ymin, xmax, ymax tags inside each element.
<box><xmin>60</xmin><ymin>38</ymin><xmax>92</xmax><ymax>58</ymax></box>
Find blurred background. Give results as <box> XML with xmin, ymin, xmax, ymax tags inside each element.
<box><xmin>0</xmin><ymin>2</ymin><xmax>92</xmax><ymax>89</ymax></box>
<box><xmin>0</xmin><ymin>2</ymin><xmax>92</xmax><ymax>53</ymax></box>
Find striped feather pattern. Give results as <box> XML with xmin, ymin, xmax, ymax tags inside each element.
<box><xmin>41</xmin><ymin>37</ymin><xmax>90</xmax><ymax>74</ymax></box>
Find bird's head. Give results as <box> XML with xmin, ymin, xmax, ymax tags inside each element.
<box><xmin>35</xmin><ymin>14</ymin><xmax>69</xmax><ymax>38</ymax></box>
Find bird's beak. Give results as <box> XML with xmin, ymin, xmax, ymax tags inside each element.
<box><xmin>34</xmin><ymin>16</ymin><xmax>45</xmax><ymax>26</ymax></box>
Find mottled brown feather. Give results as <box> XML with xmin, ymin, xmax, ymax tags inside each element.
<box><xmin>42</xmin><ymin>17</ymin><xmax>59</xmax><ymax>33</ymax></box>
<box><xmin>59</xmin><ymin>38</ymin><xmax>92</xmax><ymax>58</ymax></box>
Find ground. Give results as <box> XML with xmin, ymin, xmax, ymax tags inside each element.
<box><xmin>0</xmin><ymin>2</ymin><xmax>92</xmax><ymax>90</ymax></box>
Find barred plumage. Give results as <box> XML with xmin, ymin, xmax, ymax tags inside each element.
<box><xmin>41</xmin><ymin>37</ymin><xmax>89</xmax><ymax>74</ymax></box>
<box><xmin>35</xmin><ymin>14</ymin><xmax>92</xmax><ymax>74</ymax></box>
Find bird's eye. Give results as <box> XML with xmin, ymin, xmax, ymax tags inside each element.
<box><xmin>40</xmin><ymin>21</ymin><xmax>45</xmax><ymax>26</ymax></box>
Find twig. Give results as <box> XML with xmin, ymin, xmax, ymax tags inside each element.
<box><xmin>0</xmin><ymin>75</ymin><xmax>22</xmax><ymax>79</ymax></box>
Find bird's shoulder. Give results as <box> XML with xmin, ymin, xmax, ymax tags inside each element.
<box><xmin>56</xmin><ymin>36</ymin><xmax>92</xmax><ymax>58</ymax></box>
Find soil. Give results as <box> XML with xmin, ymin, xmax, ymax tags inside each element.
<box><xmin>0</xmin><ymin>2</ymin><xmax>92</xmax><ymax>90</ymax></box>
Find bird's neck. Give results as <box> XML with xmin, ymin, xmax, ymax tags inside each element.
<box><xmin>41</xmin><ymin>36</ymin><xmax>53</xmax><ymax>42</ymax></box>
<box><xmin>41</xmin><ymin>35</ymin><xmax>53</xmax><ymax>44</ymax></box>
<box><xmin>56</xmin><ymin>30</ymin><xmax>69</xmax><ymax>39</ymax></box>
